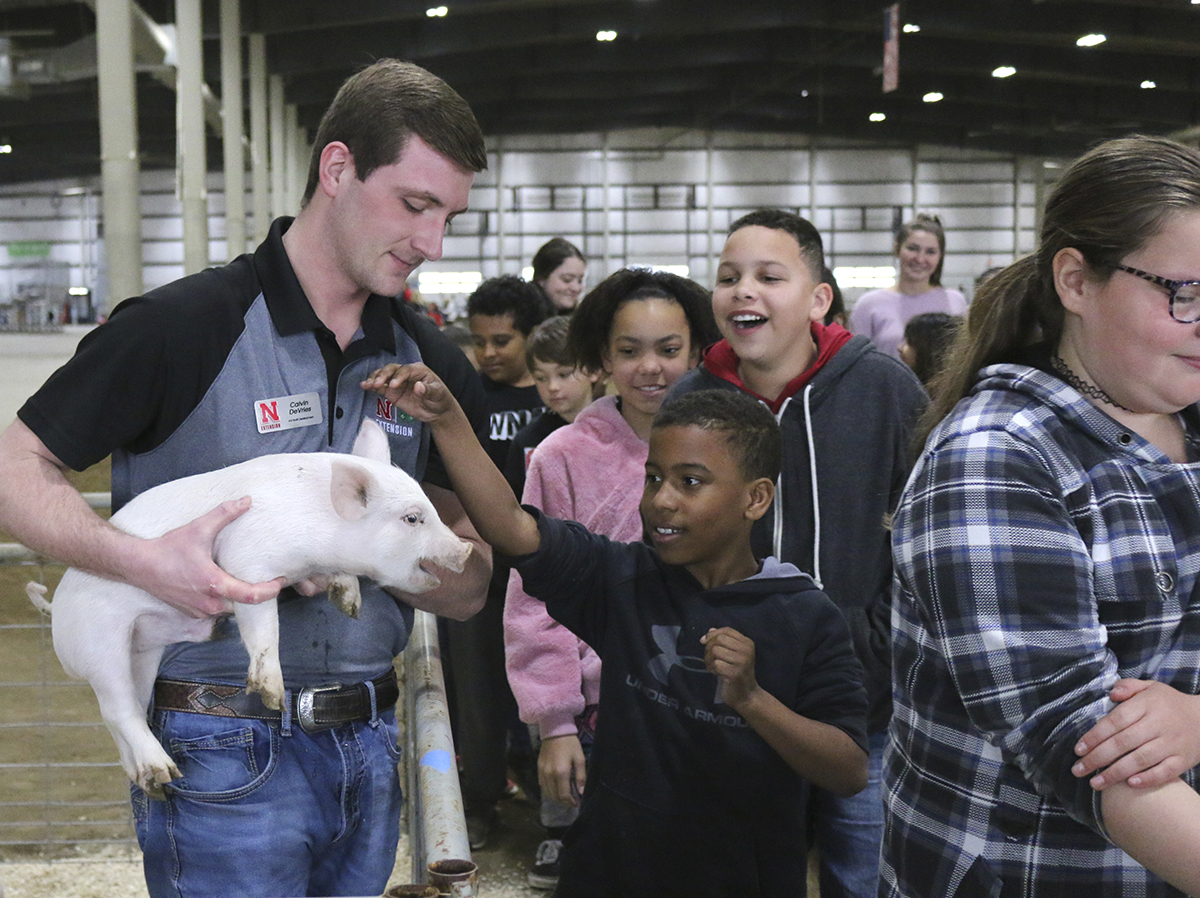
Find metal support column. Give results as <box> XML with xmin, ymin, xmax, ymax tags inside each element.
<box><xmin>95</xmin><ymin>0</ymin><xmax>142</xmax><ymax>312</ymax></box>
<box><xmin>601</xmin><ymin>132</ymin><xmax>611</xmax><ymax>275</ymax></box>
<box><xmin>269</xmin><ymin>75</ymin><xmax>286</xmax><ymax>218</ymax></box>
<box><xmin>176</xmin><ymin>0</ymin><xmax>209</xmax><ymax>274</ymax></box>
<box><xmin>219</xmin><ymin>0</ymin><xmax>245</xmax><ymax>259</ymax></box>
<box><xmin>494</xmin><ymin>137</ymin><xmax>505</xmax><ymax>275</ymax></box>
<box><xmin>248</xmin><ymin>34</ymin><xmax>269</xmax><ymax>242</ymax></box>
<box><xmin>705</xmin><ymin>132</ymin><xmax>715</xmax><ymax>284</ymax></box>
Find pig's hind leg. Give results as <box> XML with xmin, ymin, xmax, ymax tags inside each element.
<box><xmin>82</xmin><ymin>616</ymin><xmax>181</xmax><ymax>798</ymax></box>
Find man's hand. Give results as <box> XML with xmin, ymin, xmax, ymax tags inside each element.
<box><xmin>126</xmin><ymin>496</ymin><xmax>285</xmax><ymax>618</ymax></box>
<box><xmin>1073</xmin><ymin>679</ymin><xmax>1200</xmax><ymax>790</ymax></box>
<box><xmin>362</xmin><ymin>363</ymin><xmax>454</xmax><ymax>423</ymax></box>
<box><xmin>538</xmin><ymin>734</ymin><xmax>587</xmax><ymax>807</ymax></box>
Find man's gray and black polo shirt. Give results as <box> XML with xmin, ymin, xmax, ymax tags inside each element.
<box><xmin>20</xmin><ymin>216</ymin><xmax>486</xmax><ymax>684</ymax></box>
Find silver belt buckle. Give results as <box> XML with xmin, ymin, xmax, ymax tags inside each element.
<box><xmin>296</xmin><ymin>683</ymin><xmax>344</xmax><ymax>733</ymax></box>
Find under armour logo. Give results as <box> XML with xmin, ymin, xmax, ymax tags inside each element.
<box><xmin>646</xmin><ymin>625</ymin><xmax>709</xmax><ymax>684</ymax></box>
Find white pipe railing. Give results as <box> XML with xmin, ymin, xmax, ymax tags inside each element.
<box><xmin>401</xmin><ymin>610</ymin><xmax>478</xmax><ymax>895</ymax></box>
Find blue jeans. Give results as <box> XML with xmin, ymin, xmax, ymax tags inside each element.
<box><xmin>812</xmin><ymin>730</ymin><xmax>887</xmax><ymax>898</ymax></box>
<box><xmin>132</xmin><ymin>704</ymin><xmax>403</xmax><ymax>898</ymax></box>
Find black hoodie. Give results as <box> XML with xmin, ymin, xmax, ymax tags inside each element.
<box><xmin>670</xmin><ymin>324</ymin><xmax>927</xmax><ymax>731</ymax></box>
<box><xmin>501</xmin><ymin>511</ymin><xmax>867</xmax><ymax>897</ymax></box>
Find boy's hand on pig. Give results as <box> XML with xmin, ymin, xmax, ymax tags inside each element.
<box><xmin>701</xmin><ymin>627</ymin><xmax>759</xmax><ymax>710</ymax></box>
<box><xmin>1072</xmin><ymin>679</ymin><xmax>1200</xmax><ymax>790</ymax></box>
<box><xmin>361</xmin><ymin>363</ymin><xmax>455</xmax><ymax>422</ymax></box>
<box><xmin>131</xmin><ymin>496</ymin><xmax>286</xmax><ymax>618</ymax></box>
<box><xmin>538</xmin><ymin>733</ymin><xmax>587</xmax><ymax>807</ymax></box>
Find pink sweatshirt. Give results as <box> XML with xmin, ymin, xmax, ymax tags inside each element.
<box><xmin>503</xmin><ymin>395</ymin><xmax>648</xmax><ymax>739</ymax></box>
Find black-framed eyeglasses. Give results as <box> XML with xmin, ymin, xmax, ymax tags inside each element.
<box><xmin>1114</xmin><ymin>263</ymin><xmax>1200</xmax><ymax>323</ymax></box>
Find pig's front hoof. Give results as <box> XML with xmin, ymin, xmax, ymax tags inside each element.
<box><xmin>245</xmin><ymin>651</ymin><xmax>285</xmax><ymax>710</ymax></box>
<box><xmin>325</xmin><ymin>573</ymin><xmax>361</xmax><ymax>619</ymax></box>
<box><xmin>134</xmin><ymin>758</ymin><xmax>181</xmax><ymax>800</ymax></box>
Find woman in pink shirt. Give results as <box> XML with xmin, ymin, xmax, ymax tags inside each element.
<box><xmin>850</xmin><ymin>213</ymin><xmax>967</xmax><ymax>359</ymax></box>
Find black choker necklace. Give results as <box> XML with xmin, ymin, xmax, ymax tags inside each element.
<box><xmin>1051</xmin><ymin>354</ymin><xmax>1133</xmax><ymax>413</ymax></box>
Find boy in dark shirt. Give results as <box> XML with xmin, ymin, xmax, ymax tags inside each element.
<box><xmin>364</xmin><ymin>364</ymin><xmax>869</xmax><ymax>897</ymax></box>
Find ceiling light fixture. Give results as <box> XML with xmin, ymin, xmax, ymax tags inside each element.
<box><xmin>869</xmin><ymin>112</ymin><xmax>886</xmax><ymax>122</ymax></box>
<box><xmin>903</xmin><ymin>24</ymin><xmax>920</xmax><ymax>33</ymax></box>
<box><xmin>425</xmin><ymin>6</ymin><xmax>447</xmax><ymax>17</ymax></box>
<box><xmin>923</xmin><ymin>92</ymin><xmax>944</xmax><ymax>103</ymax></box>
<box><xmin>596</xmin><ymin>30</ymin><xmax>617</xmax><ymax>41</ymax></box>
<box><xmin>1076</xmin><ymin>33</ymin><xmax>1106</xmax><ymax>47</ymax></box>
<box><xmin>0</xmin><ymin>144</ymin><xmax>12</xmax><ymax>154</ymax></box>
<box><xmin>1141</xmin><ymin>80</ymin><xmax>1157</xmax><ymax>89</ymax></box>
<box><xmin>992</xmin><ymin>66</ymin><xmax>1016</xmax><ymax>78</ymax></box>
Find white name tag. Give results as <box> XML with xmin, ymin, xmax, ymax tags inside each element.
<box><xmin>254</xmin><ymin>391</ymin><xmax>323</xmax><ymax>434</ymax></box>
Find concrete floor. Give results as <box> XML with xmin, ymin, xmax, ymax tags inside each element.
<box><xmin>0</xmin><ymin>327</ymin><xmax>92</xmax><ymax>429</ymax></box>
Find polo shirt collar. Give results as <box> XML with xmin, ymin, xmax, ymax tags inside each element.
<box><xmin>254</xmin><ymin>216</ymin><xmax>397</xmax><ymax>354</ymax></box>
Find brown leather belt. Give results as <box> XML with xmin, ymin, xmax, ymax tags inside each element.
<box><xmin>153</xmin><ymin>669</ymin><xmax>399</xmax><ymax>734</ymax></box>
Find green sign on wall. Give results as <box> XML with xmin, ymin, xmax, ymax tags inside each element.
<box><xmin>7</xmin><ymin>240</ymin><xmax>52</xmax><ymax>259</ymax></box>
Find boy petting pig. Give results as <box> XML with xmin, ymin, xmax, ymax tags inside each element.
<box><xmin>363</xmin><ymin>358</ymin><xmax>869</xmax><ymax>898</ymax></box>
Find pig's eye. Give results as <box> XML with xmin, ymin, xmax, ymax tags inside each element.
<box><xmin>404</xmin><ymin>513</ymin><xmax>423</xmax><ymax>525</ymax></box>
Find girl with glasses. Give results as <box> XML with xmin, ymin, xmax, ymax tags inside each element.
<box><xmin>884</xmin><ymin>135</ymin><xmax>1200</xmax><ymax>896</ymax></box>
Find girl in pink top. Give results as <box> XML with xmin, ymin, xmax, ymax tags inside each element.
<box><xmin>503</xmin><ymin>268</ymin><xmax>718</xmax><ymax>889</ymax></box>
<box><xmin>850</xmin><ymin>213</ymin><xmax>966</xmax><ymax>359</ymax></box>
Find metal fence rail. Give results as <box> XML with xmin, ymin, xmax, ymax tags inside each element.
<box><xmin>1</xmin><ymin>507</ymin><xmax>473</xmax><ymax>889</ymax></box>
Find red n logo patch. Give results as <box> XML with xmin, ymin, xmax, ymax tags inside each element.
<box><xmin>258</xmin><ymin>401</ymin><xmax>279</xmax><ymax>424</ymax></box>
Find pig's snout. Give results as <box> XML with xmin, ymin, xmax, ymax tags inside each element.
<box><xmin>421</xmin><ymin>537</ymin><xmax>472</xmax><ymax>576</ymax></box>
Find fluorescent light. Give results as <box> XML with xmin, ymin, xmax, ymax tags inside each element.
<box><xmin>0</xmin><ymin>144</ymin><xmax>11</xmax><ymax>154</ymax></box>
<box><xmin>834</xmin><ymin>266</ymin><xmax>896</xmax><ymax>289</ymax></box>
<box><xmin>1141</xmin><ymin>80</ymin><xmax>1157</xmax><ymax>89</ymax></box>
<box><xmin>1076</xmin><ymin>33</ymin><xmax>1106</xmax><ymax>47</ymax></box>
<box><xmin>869</xmin><ymin>112</ymin><xmax>886</xmax><ymax>122</ymax></box>
<box><xmin>69</xmin><ymin>287</ymin><xmax>89</xmax><ymax>295</ymax></box>
<box><xmin>902</xmin><ymin>23</ymin><xmax>920</xmax><ymax>33</ymax></box>
<box><xmin>650</xmin><ymin>264</ymin><xmax>689</xmax><ymax>278</ymax></box>
<box><xmin>425</xmin><ymin>6</ymin><xmax>447</xmax><ymax>17</ymax></box>
<box><xmin>992</xmin><ymin>66</ymin><xmax>1016</xmax><ymax>79</ymax></box>
<box><xmin>417</xmin><ymin>270</ymin><xmax>483</xmax><ymax>295</ymax></box>
<box><xmin>596</xmin><ymin>30</ymin><xmax>617</xmax><ymax>41</ymax></box>
<box><xmin>922</xmin><ymin>92</ymin><xmax>944</xmax><ymax>103</ymax></box>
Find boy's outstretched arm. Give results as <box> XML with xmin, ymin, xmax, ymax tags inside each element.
<box><xmin>362</xmin><ymin>363</ymin><xmax>541</xmax><ymax>558</ymax></box>
<box><xmin>702</xmin><ymin>627</ymin><xmax>868</xmax><ymax>796</ymax></box>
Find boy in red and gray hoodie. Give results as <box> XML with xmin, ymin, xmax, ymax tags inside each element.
<box><xmin>669</xmin><ymin>209</ymin><xmax>927</xmax><ymax>898</ymax></box>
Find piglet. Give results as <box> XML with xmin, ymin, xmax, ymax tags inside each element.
<box><xmin>27</xmin><ymin>420</ymin><xmax>472</xmax><ymax>796</ymax></box>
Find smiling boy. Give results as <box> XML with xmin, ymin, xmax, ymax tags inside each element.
<box><xmin>671</xmin><ymin>209</ymin><xmax>927</xmax><ymax>898</ymax></box>
<box><xmin>362</xmin><ymin>365</ymin><xmax>869</xmax><ymax>897</ymax></box>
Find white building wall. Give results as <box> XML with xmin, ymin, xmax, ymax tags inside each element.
<box><xmin>0</xmin><ymin>130</ymin><xmax>1058</xmax><ymax>321</ymax></box>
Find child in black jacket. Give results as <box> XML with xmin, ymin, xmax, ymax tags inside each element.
<box><xmin>363</xmin><ymin>367</ymin><xmax>869</xmax><ymax>898</ymax></box>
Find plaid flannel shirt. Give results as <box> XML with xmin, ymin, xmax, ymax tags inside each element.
<box><xmin>883</xmin><ymin>361</ymin><xmax>1200</xmax><ymax>897</ymax></box>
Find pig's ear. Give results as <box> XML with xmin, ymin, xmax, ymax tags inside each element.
<box><xmin>330</xmin><ymin>461</ymin><xmax>372</xmax><ymax>522</ymax></box>
<box><xmin>352</xmin><ymin>419</ymin><xmax>392</xmax><ymax>464</ymax></box>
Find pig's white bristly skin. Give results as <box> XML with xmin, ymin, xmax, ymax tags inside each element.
<box><xmin>26</xmin><ymin>421</ymin><xmax>472</xmax><ymax>796</ymax></box>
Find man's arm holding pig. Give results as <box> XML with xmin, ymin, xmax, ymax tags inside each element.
<box><xmin>362</xmin><ymin>364</ymin><xmax>541</xmax><ymax>559</ymax></box>
<box><xmin>0</xmin><ymin>419</ymin><xmax>283</xmax><ymax>618</ymax></box>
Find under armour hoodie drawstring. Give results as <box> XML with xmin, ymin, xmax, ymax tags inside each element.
<box><xmin>801</xmin><ymin>384</ymin><xmax>823</xmax><ymax>591</ymax></box>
